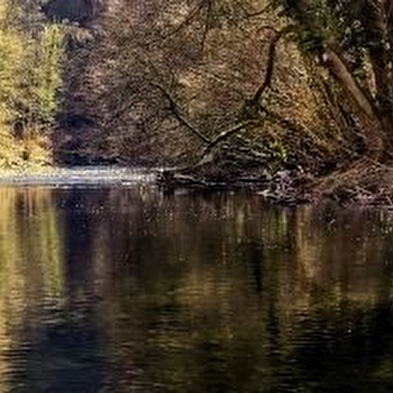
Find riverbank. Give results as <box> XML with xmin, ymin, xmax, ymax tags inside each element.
<box><xmin>1</xmin><ymin>162</ymin><xmax>392</xmax><ymax>207</ymax></box>
<box><xmin>157</xmin><ymin>168</ymin><xmax>311</xmax><ymax>205</ymax></box>
<box><xmin>157</xmin><ymin>160</ymin><xmax>393</xmax><ymax>207</ymax></box>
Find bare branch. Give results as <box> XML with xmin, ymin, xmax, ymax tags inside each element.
<box><xmin>251</xmin><ymin>28</ymin><xmax>287</xmax><ymax>104</ymax></box>
<box><xmin>152</xmin><ymin>83</ymin><xmax>211</xmax><ymax>144</ymax></box>
<box><xmin>201</xmin><ymin>119</ymin><xmax>259</xmax><ymax>158</ymax></box>
<box><xmin>236</xmin><ymin>0</ymin><xmax>275</xmax><ymax>18</ymax></box>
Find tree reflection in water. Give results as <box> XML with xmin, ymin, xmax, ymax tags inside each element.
<box><xmin>0</xmin><ymin>187</ymin><xmax>392</xmax><ymax>392</ymax></box>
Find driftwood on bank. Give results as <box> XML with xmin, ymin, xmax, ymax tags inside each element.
<box><xmin>157</xmin><ymin>168</ymin><xmax>313</xmax><ymax>205</ymax></box>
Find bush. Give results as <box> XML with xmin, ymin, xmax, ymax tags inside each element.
<box><xmin>0</xmin><ymin>0</ymin><xmax>64</xmax><ymax>168</ymax></box>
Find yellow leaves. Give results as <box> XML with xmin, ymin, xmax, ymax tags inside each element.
<box><xmin>0</xmin><ymin>29</ymin><xmax>24</xmax><ymax>103</ymax></box>
<box><xmin>32</xmin><ymin>23</ymin><xmax>65</xmax><ymax>124</ymax></box>
<box><xmin>0</xmin><ymin>13</ymin><xmax>26</xmax><ymax>165</ymax></box>
<box><xmin>0</xmin><ymin>1</ymin><xmax>64</xmax><ymax>167</ymax></box>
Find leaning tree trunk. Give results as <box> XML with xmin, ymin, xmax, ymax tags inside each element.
<box><xmin>285</xmin><ymin>0</ymin><xmax>391</xmax><ymax>160</ymax></box>
<box><xmin>360</xmin><ymin>0</ymin><xmax>393</xmax><ymax>150</ymax></box>
<box><xmin>320</xmin><ymin>48</ymin><xmax>385</xmax><ymax>160</ymax></box>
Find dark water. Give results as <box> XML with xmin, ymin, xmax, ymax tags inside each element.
<box><xmin>1</xmin><ymin>177</ymin><xmax>393</xmax><ymax>392</ymax></box>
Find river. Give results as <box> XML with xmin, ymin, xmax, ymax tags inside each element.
<box><xmin>0</xmin><ymin>168</ymin><xmax>393</xmax><ymax>392</ymax></box>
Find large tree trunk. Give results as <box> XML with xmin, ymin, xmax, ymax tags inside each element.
<box><xmin>288</xmin><ymin>0</ymin><xmax>392</xmax><ymax>159</ymax></box>
<box><xmin>361</xmin><ymin>1</ymin><xmax>393</xmax><ymax>146</ymax></box>
<box><xmin>385</xmin><ymin>0</ymin><xmax>393</xmax><ymax>58</ymax></box>
<box><xmin>321</xmin><ymin>48</ymin><xmax>385</xmax><ymax>159</ymax></box>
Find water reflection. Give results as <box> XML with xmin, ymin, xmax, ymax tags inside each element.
<box><xmin>0</xmin><ymin>187</ymin><xmax>393</xmax><ymax>391</ymax></box>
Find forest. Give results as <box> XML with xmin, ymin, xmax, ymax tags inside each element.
<box><xmin>1</xmin><ymin>0</ymin><xmax>393</xmax><ymax>203</ymax></box>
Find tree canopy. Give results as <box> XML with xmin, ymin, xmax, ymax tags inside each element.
<box><xmin>0</xmin><ymin>0</ymin><xmax>63</xmax><ymax>167</ymax></box>
<box><xmin>1</xmin><ymin>0</ymin><xmax>393</xmax><ymax>201</ymax></box>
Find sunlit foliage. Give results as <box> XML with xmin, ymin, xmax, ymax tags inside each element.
<box><xmin>58</xmin><ymin>0</ymin><xmax>376</xmax><ymax>173</ymax></box>
<box><xmin>0</xmin><ymin>0</ymin><xmax>64</xmax><ymax>168</ymax></box>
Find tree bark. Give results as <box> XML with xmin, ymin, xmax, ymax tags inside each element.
<box><xmin>360</xmin><ymin>1</ymin><xmax>393</xmax><ymax>144</ymax></box>
<box><xmin>252</xmin><ymin>29</ymin><xmax>285</xmax><ymax>104</ymax></box>
<box><xmin>321</xmin><ymin>48</ymin><xmax>384</xmax><ymax>158</ymax></box>
<box><xmin>385</xmin><ymin>0</ymin><xmax>393</xmax><ymax>57</ymax></box>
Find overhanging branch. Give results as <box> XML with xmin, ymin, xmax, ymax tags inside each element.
<box><xmin>152</xmin><ymin>83</ymin><xmax>211</xmax><ymax>144</ymax></box>
<box><xmin>234</xmin><ymin>0</ymin><xmax>274</xmax><ymax>18</ymax></box>
<box><xmin>201</xmin><ymin>120</ymin><xmax>258</xmax><ymax>158</ymax></box>
<box><xmin>251</xmin><ymin>27</ymin><xmax>288</xmax><ymax>104</ymax></box>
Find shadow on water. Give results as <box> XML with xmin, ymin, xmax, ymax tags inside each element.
<box><xmin>0</xmin><ymin>186</ymin><xmax>393</xmax><ymax>391</ymax></box>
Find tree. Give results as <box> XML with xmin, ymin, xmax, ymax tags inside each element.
<box><xmin>0</xmin><ymin>0</ymin><xmax>64</xmax><ymax>167</ymax></box>
<box><xmin>58</xmin><ymin>0</ymin><xmax>393</xmax><ymax>188</ymax></box>
<box><xmin>60</xmin><ymin>0</ymin><xmax>348</xmax><ymax>172</ymax></box>
<box><xmin>275</xmin><ymin>0</ymin><xmax>393</xmax><ymax>160</ymax></box>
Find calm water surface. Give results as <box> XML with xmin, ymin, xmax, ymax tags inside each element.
<box><xmin>1</xmin><ymin>169</ymin><xmax>393</xmax><ymax>392</ymax></box>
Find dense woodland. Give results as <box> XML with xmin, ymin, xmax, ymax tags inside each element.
<box><xmin>1</xmin><ymin>0</ymin><xmax>393</xmax><ymax>201</ymax></box>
